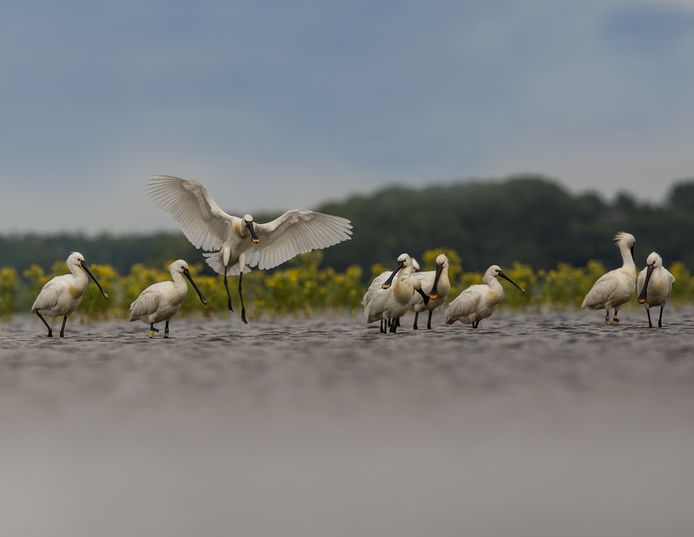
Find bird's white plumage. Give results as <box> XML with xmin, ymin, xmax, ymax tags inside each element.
<box><xmin>581</xmin><ymin>232</ymin><xmax>637</xmax><ymax>315</ymax></box>
<box><xmin>250</xmin><ymin>210</ymin><xmax>352</xmax><ymax>270</ymax></box>
<box><xmin>410</xmin><ymin>254</ymin><xmax>451</xmax><ymax>313</ymax></box>
<box><xmin>364</xmin><ymin>254</ymin><xmax>415</xmax><ymax>324</ymax></box>
<box><xmin>146</xmin><ymin>176</ymin><xmax>352</xmax><ymax>277</ymax></box>
<box><xmin>31</xmin><ymin>253</ymin><xmax>89</xmax><ymax>317</ymax></box>
<box><xmin>637</xmin><ymin>252</ymin><xmax>675</xmax><ymax>309</ymax></box>
<box><xmin>445</xmin><ymin>265</ymin><xmax>522</xmax><ymax>326</ymax></box>
<box><xmin>145</xmin><ymin>176</ymin><xmax>234</xmax><ymax>251</ymax></box>
<box><xmin>362</xmin><ymin>259</ymin><xmax>420</xmax><ymax>308</ymax></box>
<box><xmin>129</xmin><ymin>260</ymin><xmax>204</xmax><ymax>326</ymax></box>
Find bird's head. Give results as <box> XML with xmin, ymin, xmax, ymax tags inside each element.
<box><xmin>645</xmin><ymin>251</ymin><xmax>662</xmax><ymax>269</ymax></box>
<box><xmin>170</xmin><ymin>259</ymin><xmax>207</xmax><ymax>305</ymax></box>
<box><xmin>243</xmin><ymin>214</ymin><xmax>260</xmax><ymax>244</ymax></box>
<box><xmin>67</xmin><ymin>252</ymin><xmax>85</xmax><ymax>268</ymax></box>
<box><xmin>382</xmin><ymin>253</ymin><xmax>412</xmax><ymax>289</ymax></box>
<box><xmin>614</xmin><ymin>231</ymin><xmax>636</xmax><ymax>259</ymax></box>
<box><xmin>68</xmin><ymin>252</ymin><xmax>108</xmax><ymax>300</ymax></box>
<box><xmin>489</xmin><ymin>265</ymin><xmax>525</xmax><ymax>293</ymax></box>
<box><xmin>169</xmin><ymin>259</ymin><xmax>190</xmax><ymax>274</ymax></box>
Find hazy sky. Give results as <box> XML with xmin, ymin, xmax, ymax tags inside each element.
<box><xmin>1</xmin><ymin>0</ymin><xmax>693</xmax><ymax>233</ymax></box>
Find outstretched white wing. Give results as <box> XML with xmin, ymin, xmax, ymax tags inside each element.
<box><xmin>248</xmin><ymin>210</ymin><xmax>352</xmax><ymax>270</ymax></box>
<box><xmin>145</xmin><ymin>175</ymin><xmax>235</xmax><ymax>251</ymax></box>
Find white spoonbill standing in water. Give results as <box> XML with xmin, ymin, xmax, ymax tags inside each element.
<box><xmin>410</xmin><ymin>254</ymin><xmax>451</xmax><ymax>330</ymax></box>
<box><xmin>445</xmin><ymin>265</ymin><xmax>525</xmax><ymax>328</ymax></box>
<box><xmin>637</xmin><ymin>251</ymin><xmax>675</xmax><ymax>328</ymax></box>
<box><xmin>581</xmin><ymin>232</ymin><xmax>637</xmax><ymax>325</ymax></box>
<box><xmin>31</xmin><ymin>252</ymin><xmax>109</xmax><ymax>337</ymax></box>
<box><xmin>146</xmin><ymin>175</ymin><xmax>352</xmax><ymax>323</ymax></box>
<box><xmin>129</xmin><ymin>260</ymin><xmax>208</xmax><ymax>337</ymax></box>
<box><xmin>363</xmin><ymin>253</ymin><xmax>416</xmax><ymax>334</ymax></box>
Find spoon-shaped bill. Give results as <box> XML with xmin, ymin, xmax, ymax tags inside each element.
<box><xmin>246</xmin><ymin>221</ymin><xmax>261</xmax><ymax>244</ymax></box>
<box><xmin>429</xmin><ymin>263</ymin><xmax>444</xmax><ymax>300</ymax></box>
<box><xmin>499</xmin><ymin>271</ymin><xmax>525</xmax><ymax>293</ymax></box>
<box><xmin>183</xmin><ymin>269</ymin><xmax>208</xmax><ymax>305</ymax></box>
<box><xmin>81</xmin><ymin>261</ymin><xmax>109</xmax><ymax>299</ymax></box>
<box><xmin>638</xmin><ymin>264</ymin><xmax>655</xmax><ymax>304</ymax></box>
<box><xmin>381</xmin><ymin>263</ymin><xmax>402</xmax><ymax>290</ymax></box>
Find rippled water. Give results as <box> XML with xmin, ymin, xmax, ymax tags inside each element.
<box><xmin>2</xmin><ymin>309</ymin><xmax>694</xmax><ymax>537</ymax></box>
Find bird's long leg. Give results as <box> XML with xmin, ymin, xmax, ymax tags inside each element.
<box><xmin>149</xmin><ymin>323</ymin><xmax>159</xmax><ymax>338</ymax></box>
<box><xmin>413</xmin><ymin>312</ymin><xmax>419</xmax><ymax>330</ymax></box>
<box><xmin>612</xmin><ymin>309</ymin><xmax>620</xmax><ymax>324</ymax></box>
<box><xmin>396</xmin><ymin>318</ymin><xmax>400</xmax><ymax>328</ymax></box>
<box><xmin>646</xmin><ymin>308</ymin><xmax>653</xmax><ymax>328</ymax></box>
<box><xmin>164</xmin><ymin>320</ymin><xmax>170</xmax><ymax>338</ymax></box>
<box><xmin>239</xmin><ymin>271</ymin><xmax>248</xmax><ymax>324</ymax></box>
<box><xmin>35</xmin><ymin>310</ymin><xmax>52</xmax><ymax>338</ymax></box>
<box><xmin>658</xmin><ymin>306</ymin><xmax>664</xmax><ymax>328</ymax></box>
<box><xmin>389</xmin><ymin>318</ymin><xmax>397</xmax><ymax>333</ymax></box>
<box><xmin>427</xmin><ymin>310</ymin><xmax>433</xmax><ymax>330</ymax></box>
<box><xmin>604</xmin><ymin>309</ymin><xmax>610</xmax><ymax>324</ymax></box>
<box><xmin>472</xmin><ymin>320</ymin><xmax>479</xmax><ymax>329</ymax></box>
<box><xmin>59</xmin><ymin>315</ymin><xmax>68</xmax><ymax>338</ymax></box>
<box><xmin>224</xmin><ymin>267</ymin><xmax>233</xmax><ymax>312</ymax></box>
<box><xmin>380</xmin><ymin>319</ymin><xmax>385</xmax><ymax>333</ymax></box>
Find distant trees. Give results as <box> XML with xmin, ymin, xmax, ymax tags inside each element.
<box><xmin>3</xmin><ymin>175</ymin><xmax>694</xmax><ymax>275</ymax></box>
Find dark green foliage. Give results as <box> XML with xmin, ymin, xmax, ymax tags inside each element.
<box><xmin>3</xmin><ymin>175</ymin><xmax>694</xmax><ymax>273</ymax></box>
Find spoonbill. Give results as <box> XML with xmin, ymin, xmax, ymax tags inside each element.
<box><xmin>362</xmin><ymin>258</ymin><xmax>419</xmax><ymax>308</ymax></box>
<box><xmin>146</xmin><ymin>175</ymin><xmax>352</xmax><ymax>324</ymax></box>
<box><xmin>410</xmin><ymin>254</ymin><xmax>451</xmax><ymax>330</ymax></box>
<box><xmin>445</xmin><ymin>265</ymin><xmax>524</xmax><ymax>328</ymax></box>
<box><xmin>364</xmin><ymin>253</ymin><xmax>416</xmax><ymax>333</ymax></box>
<box><xmin>30</xmin><ymin>252</ymin><xmax>109</xmax><ymax>337</ymax></box>
<box><xmin>581</xmin><ymin>232</ymin><xmax>637</xmax><ymax>324</ymax></box>
<box><xmin>129</xmin><ymin>260</ymin><xmax>208</xmax><ymax>337</ymax></box>
<box><xmin>637</xmin><ymin>252</ymin><xmax>675</xmax><ymax>328</ymax></box>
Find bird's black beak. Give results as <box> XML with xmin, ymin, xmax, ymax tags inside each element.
<box><xmin>183</xmin><ymin>268</ymin><xmax>208</xmax><ymax>305</ymax></box>
<box><xmin>246</xmin><ymin>221</ymin><xmax>261</xmax><ymax>244</ymax></box>
<box><xmin>638</xmin><ymin>264</ymin><xmax>655</xmax><ymax>305</ymax></box>
<box><xmin>499</xmin><ymin>271</ymin><xmax>525</xmax><ymax>293</ymax></box>
<box><xmin>381</xmin><ymin>262</ymin><xmax>403</xmax><ymax>289</ymax></box>
<box><xmin>429</xmin><ymin>263</ymin><xmax>444</xmax><ymax>300</ymax></box>
<box><xmin>80</xmin><ymin>261</ymin><xmax>108</xmax><ymax>299</ymax></box>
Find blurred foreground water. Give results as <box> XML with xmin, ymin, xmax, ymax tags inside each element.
<box><xmin>2</xmin><ymin>310</ymin><xmax>694</xmax><ymax>537</ymax></box>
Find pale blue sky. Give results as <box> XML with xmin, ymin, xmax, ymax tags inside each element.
<box><xmin>1</xmin><ymin>0</ymin><xmax>693</xmax><ymax>232</ymax></box>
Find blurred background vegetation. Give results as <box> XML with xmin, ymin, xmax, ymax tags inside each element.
<box><xmin>2</xmin><ymin>175</ymin><xmax>694</xmax><ymax>320</ymax></box>
<box><xmin>2</xmin><ymin>249</ymin><xmax>694</xmax><ymax>321</ymax></box>
<box><xmin>3</xmin><ymin>175</ymin><xmax>694</xmax><ymax>274</ymax></box>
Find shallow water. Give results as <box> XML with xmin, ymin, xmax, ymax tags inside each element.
<box><xmin>2</xmin><ymin>309</ymin><xmax>694</xmax><ymax>537</ymax></box>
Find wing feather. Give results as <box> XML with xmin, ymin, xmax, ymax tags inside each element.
<box><xmin>252</xmin><ymin>210</ymin><xmax>352</xmax><ymax>270</ymax></box>
<box><xmin>145</xmin><ymin>175</ymin><xmax>234</xmax><ymax>251</ymax></box>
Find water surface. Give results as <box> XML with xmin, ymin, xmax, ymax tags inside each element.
<box><xmin>2</xmin><ymin>310</ymin><xmax>694</xmax><ymax>537</ymax></box>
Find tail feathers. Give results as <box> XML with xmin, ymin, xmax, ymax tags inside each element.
<box><xmin>203</xmin><ymin>251</ymin><xmax>251</xmax><ymax>275</ymax></box>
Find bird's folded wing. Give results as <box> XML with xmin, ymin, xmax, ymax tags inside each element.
<box><xmin>129</xmin><ymin>287</ymin><xmax>161</xmax><ymax>318</ymax></box>
<box><xmin>450</xmin><ymin>288</ymin><xmax>480</xmax><ymax>316</ymax></box>
<box><xmin>250</xmin><ymin>210</ymin><xmax>352</xmax><ymax>270</ymax></box>
<box><xmin>32</xmin><ymin>278</ymin><xmax>62</xmax><ymax>311</ymax></box>
<box><xmin>146</xmin><ymin>175</ymin><xmax>234</xmax><ymax>251</ymax></box>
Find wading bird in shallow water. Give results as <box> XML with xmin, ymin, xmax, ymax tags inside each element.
<box><xmin>581</xmin><ymin>232</ymin><xmax>637</xmax><ymax>325</ymax></box>
<box><xmin>637</xmin><ymin>252</ymin><xmax>675</xmax><ymax>328</ymax></box>
<box><xmin>445</xmin><ymin>265</ymin><xmax>524</xmax><ymax>328</ymax></box>
<box><xmin>31</xmin><ymin>252</ymin><xmax>108</xmax><ymax>337</ymax></box>
<box><xmin>364</xmin><ymin>253</ymin><xmax>416</xmax><ymax>333</ymax></box>
<box><xmin>410</xmin><ymin>254</ymin><xmax>451</xmax><ymax>330</ymax></box>
<box><xmin>146</xmin><ymin>175</ymin><xmax>352</xmax><ymax>324</ymax></box>
<box><xmin>129</xmin><ymin>260</ymin><xmax>208</xmax><ymax>338</ymax></box>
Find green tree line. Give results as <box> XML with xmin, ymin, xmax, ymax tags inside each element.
<box><xmin>2</xmin><ymin>175</ymin><xmax>694</xmax><ymax>274</ymax></box>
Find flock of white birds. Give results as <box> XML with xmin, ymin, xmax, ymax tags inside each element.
<box><xmin>29</xmin><ymin>177</ymin><xmax>674</xmax><ymax>337</ymax></box>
